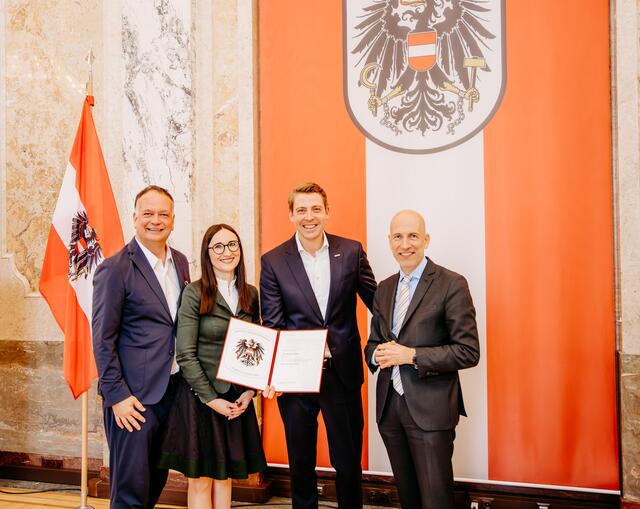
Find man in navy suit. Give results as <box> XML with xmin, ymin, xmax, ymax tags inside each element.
<box><xmin>92</xmin><ymin>185</ymin><xmax>190</xmax><ymax>509</ymax></box>
<box><xmin>260</xmin><ymin>182</ymin><xmax>377</xmax><ymax>509</ymax></box>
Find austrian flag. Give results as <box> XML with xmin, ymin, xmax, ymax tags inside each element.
<box><xmin>39</xmin><ymin>96</ymin><xmax>124</xmax><ymax>399</ymax></box>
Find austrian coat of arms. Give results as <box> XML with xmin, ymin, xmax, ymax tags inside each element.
<box><xmin>344</xmin><ymin>0</ymin><xmax>505</xmax><ymax>153</ymax></box>
<box><xmin>235</xmin><ymin>338</ymin><xmax>265</xmax><ymax>367</ymax></box>
<box><xmin>67</xmin><ymin>211</ymin><xmax>103</xmax><ymax>282</ymax></box>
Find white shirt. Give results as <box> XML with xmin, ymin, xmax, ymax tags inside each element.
<box><xmin>295</xmin><ymin>232</ymin><xmax>332</xmax><ymax>358</ymax></box>
<box><xmin>295</xmin><ymin>232</ymin><xmax>331</xmax><ymax>319</ymax></box>
<box><xmin>373</xmin><ymin>258</ymin><xmax>429</xmax><ymax>367</ymax></box>
<box><xmin>217</xmin><ymin>276</ymin><xmax>239</xmax><ymax>314</ymax></box>
<box><xmin>135</xmin><ymin>238</ymin><xmax>180</xmax><ymax>374</ymax></box>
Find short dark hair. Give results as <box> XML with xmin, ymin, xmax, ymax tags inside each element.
<box><xmin>288</xmin><ymin>182</ymin><xmax>328</xmax><ymax>212</ymax></box>
<box><xmin>134</xmin><ymin>185</ymin><xmax>174</xmax><ymax>208</ymax></box>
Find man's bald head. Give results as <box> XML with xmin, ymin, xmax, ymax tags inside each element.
<box><xmin>388</xmin><ymin>209</ymin><xmax>430</xmax><ymax>274</ymax></box>
<box><xmin>390</xmin><ymin>210</ymin><xmax>427</xmax><ymax>235</ymax></box>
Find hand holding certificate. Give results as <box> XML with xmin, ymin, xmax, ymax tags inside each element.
<box><xmin>216</xmin><ymin>318</ymin><xmax>328</xmax><ymax>393</ymax></box>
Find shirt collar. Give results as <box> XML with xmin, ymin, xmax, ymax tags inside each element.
<box><xmin>400</xmin><ymin>257</ymin><xmax>428</xmax><ymax>281</ymax></box>
<box><xmin>295</xmin><ymin>232</ymin><xmax>329</xmax><ymax>255</ymax></box>
<box><xmin>216</xmin><ymin>276</ymin><xmax>237</xmax><ymax>290</ymax></box>
<box><xmin>135</xmin><ymin>237</ymin><xmax>173</xmax><ymax>269</ymax></box>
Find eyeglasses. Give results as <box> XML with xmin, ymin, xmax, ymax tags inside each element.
<box><xmin>208</xmin><ymin>241</ymin><xmax>240</xmax><ymax>255</ymax></box>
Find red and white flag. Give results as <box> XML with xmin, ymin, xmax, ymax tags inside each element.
<box><xmin>39</xmin><ymin>96</ymin><xmax>124</xmax><ymax>399</ymax></box>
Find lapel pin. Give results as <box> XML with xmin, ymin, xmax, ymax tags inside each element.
<box><xmin>334</xmin><ymin>253</ymin><xmax>341</xmax><ymax>257</ymax></box>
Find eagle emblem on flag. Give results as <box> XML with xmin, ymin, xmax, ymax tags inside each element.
<box><xmin>344</xmin><ymin>0</ymin><xmax>505</xmax><ymax>153</ymax></box>
<box><xmin>67</xmin><ymin>211</ymin><xmax>103</xmax><ymax>282</ymax></box>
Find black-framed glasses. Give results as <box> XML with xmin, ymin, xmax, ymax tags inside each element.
<box><xmin>208</xmin><ymin>241</ymin><xmax>240</xmax><ymax>255</ymax></box>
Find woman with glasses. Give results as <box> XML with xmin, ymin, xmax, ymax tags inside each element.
<box><xmin>158</xmin><ymin>224</ymin><xmax>266</xmax><ymax>509</ymax></box>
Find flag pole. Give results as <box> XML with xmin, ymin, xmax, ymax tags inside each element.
<box><xmin>77</xmin><ymin>46</ymin><xmax>96</xmax><ymax>509</ymax></box>
<box><xmin>79</xmin><ymin>392</ymin><xmax>92</xmax><ymax>509</ymax></box>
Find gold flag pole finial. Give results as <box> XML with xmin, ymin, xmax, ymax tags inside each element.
<box><xmin>85</xmin><ymin>47</ymin><xmax>95</xmax><ymax>97</ymax></box>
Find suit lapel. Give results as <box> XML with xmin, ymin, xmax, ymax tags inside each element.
<box><xmin>284</xmin><ymin>236</ymin><xmax>324</xmax><ymax>322</ymax></box>
<box><xmin>399</xmin><ymin>259</ymin><xmax>436</xmax><ymax>335</ymax></box>
<box><xmin>325</xmin><ymin>235</ymin><xmax>343</xmax><ymax>322</ymax></box>
<box><xmin>386</xmin><ymin>273</ymin><xmax>400</xmax><ymax>339</ymax></box>
<box><xmin>170</xmin><ymin>247</ymin><xmax>190</xmax><ymax>289</ymax></box>
<box><xmin>128</xmin><ymin>239</ymin><xmax>172</xmax><ymax>319</ymax></box>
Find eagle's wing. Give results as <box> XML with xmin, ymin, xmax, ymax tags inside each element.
<box><xmin>235</xmin><ymin>341</ymin><xmax>247</xmax><ymax>358</ymax></box>
<box><xmin>433</xmin><ymin>0</ymin><xmax>495</xmax><ymax>89</ymax></box>
<box><xmin>255</xmin><ymin>345</ymin><xmax>264</xmax><ymax>363</ymax></box>
<box><xmin>352</xmin><ymin>0</ymin><xmax>410</xmax><ymax>97</ymax></box>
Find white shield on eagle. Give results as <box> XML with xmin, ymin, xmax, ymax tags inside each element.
<box><xmin>343</xmin><ymin>0</ymin><xmax>506</xmax><ymax>154</ymax></box>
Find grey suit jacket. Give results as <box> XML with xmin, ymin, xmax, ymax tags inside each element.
<box><xmin>365</xmin><ymin>258</ymin><xmax>480</xmax><ymax>431</ymax></box>
<box><xmin>176</xmin><ymin>280</ymin><xmax>260</xmax><ymax>404</ymax></box>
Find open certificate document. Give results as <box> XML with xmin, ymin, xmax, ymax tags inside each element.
<box><xmin>216</xmin><ymin>318</ymin><xmax>327</xmax><ymax>393</ymax></box>
<box><xmin>269</xmin><ymin>329</ymin><xmax>327</xmax><ymax>392</ymax></box>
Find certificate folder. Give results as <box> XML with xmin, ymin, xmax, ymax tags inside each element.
<box><xmin>216</xmin><ymin>317</ymin><xmax>328</xmax><ymax>393</ymax></box>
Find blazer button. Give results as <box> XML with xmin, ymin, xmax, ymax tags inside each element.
<box><xmin>169</xmin><ymin>350</ymin><xmax>174</xmax><ymax>356</ymax></box>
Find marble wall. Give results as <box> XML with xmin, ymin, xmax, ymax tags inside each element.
<box><xmin>0</xmin><ymin>0</ymin><xmax>258</xmax><ymax>469</ymax></box>
<box><xmin>4</xmin><ymin>0</ymin><xmax>104</xmax><ymax>292</ymax></box>
<box><xmin>613</xmin><ymin>0</ymin><xmax>640</xmax><ymax>503</ymax></box>
<box><xmin>0</xmin><ymin>0</ymin><xmax>105</xmax><ymax>463</ymax></box>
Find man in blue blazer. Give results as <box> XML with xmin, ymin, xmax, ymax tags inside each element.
<box><xmin>92</xmin><ymin>185</ymin><xmax>190</xmax><ymax>509</ymax></box>
<box><xmin>260</xmin><ymin>182</ymin><xmax>377</xmax><ymax>509</ymax></box>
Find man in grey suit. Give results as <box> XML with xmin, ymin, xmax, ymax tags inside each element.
<box><xmin>365</xmin><ymin>210</ymin><xmax>480</xmax><ymax>509</ymax></box>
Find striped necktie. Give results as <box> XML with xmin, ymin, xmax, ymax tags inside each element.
<box><xmin>391</xmin><ymin>275</ymin><xmax>411</xmax><ymax>395</ymax></box>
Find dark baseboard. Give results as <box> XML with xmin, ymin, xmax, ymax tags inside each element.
<box><xmin>89</xmin><ymin>467</ymin><xmax>272</xmax><ymax>505</ymax></box>
<box><xmin>0</xmin><ymin>460</ymin><xmax>625</xmax><ymax>508</ymax></box>
<box><xmin>88</xmin><ymin>476</ymin><xmax>271</xmax><ymax>506</ymax></box>
<box><xmin>0</xmin><ymin>463</ymin><xmax>99</xmax><ymax>486</ymax></box>
<box><xmin>0</xmin><ymin>461</ymin><xmax>271</xmax><ymax>505</ymax></box>
<box><xmin>266</xmin><ymin>466</ymin><xmax>621</xmax><ymax>509</ymax></box>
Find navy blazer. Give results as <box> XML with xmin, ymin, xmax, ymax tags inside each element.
<box><xmin>92</xmin><ymin>238</ymin><xmax>191</xmax><ymax>407</ymax></box>
<box><xmin>260</xmin><ymin>233</ymin><xmax>376</xmax><ymax>390</ymax></box>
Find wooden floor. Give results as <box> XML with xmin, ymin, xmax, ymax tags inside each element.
<box><xmin>0</xmin><ymin>488</ymin><xmax>185</xmax><ymax>508</ymax></box>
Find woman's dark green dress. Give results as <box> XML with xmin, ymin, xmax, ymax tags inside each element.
<box><xmin>158</xmin><ymin>280</ymin><xmax>267</xmax><ymax>480</ymax></box>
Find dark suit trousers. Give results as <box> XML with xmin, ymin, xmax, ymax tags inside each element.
<box><xmin>379</xmin><ymin>390</ymin><xmax>455</xmax><ymax>509</ymax></box>
<box><xmin>103</xmin><ymin>376</ymin><xmax>177</xmax><ymax>509</ymax></box>
<box><xmin>277</xmin><ymin>368</ymin><xmax>364</xmax><ymax>509</ymax></box>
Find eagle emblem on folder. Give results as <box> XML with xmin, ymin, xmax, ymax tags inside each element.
<box><xmin>235</xmin><ymin>338</ymin><xmax>265</xmax><ymax>367</ymax></box>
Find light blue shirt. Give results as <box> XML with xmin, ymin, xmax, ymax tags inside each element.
<box><xmin>392</xmin><ymin>257</ymin><xmax>428</xmax><ymax>337</ymax></box>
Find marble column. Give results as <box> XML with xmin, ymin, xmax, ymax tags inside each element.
<box><xmin>613</xmin><ymin>0</ymin><xmax>640</xmax><ymax>503</ymax></box>
<box><xmin>121</xmin><ymin>0</ymin><xmax>193</xmax><ymax>256</ymax></box>
<box><xmin>193</xmin><ymin>0</ymin><xmax>258</xmax><ymax>283</ymax></box>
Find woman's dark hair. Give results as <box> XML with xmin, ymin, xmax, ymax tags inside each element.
<box><xmin>199</xmin><ymin>224</ymin><xmax>254</xmax><ymax>315</ymax></box>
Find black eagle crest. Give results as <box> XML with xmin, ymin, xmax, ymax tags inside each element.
<box><xmin>352</xmin><ymin>0</ymin><xmax>495</xmax><ymax>134</ymax></box>
<box><xmin>235</xmin><ymin>338</ymin><xmax>265</xmax><ymax>367</ymax></box>
<box><xmin>67</xmin><ymin>211</ymin><xmax>103</xmax><ymax>282</ymax></box>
